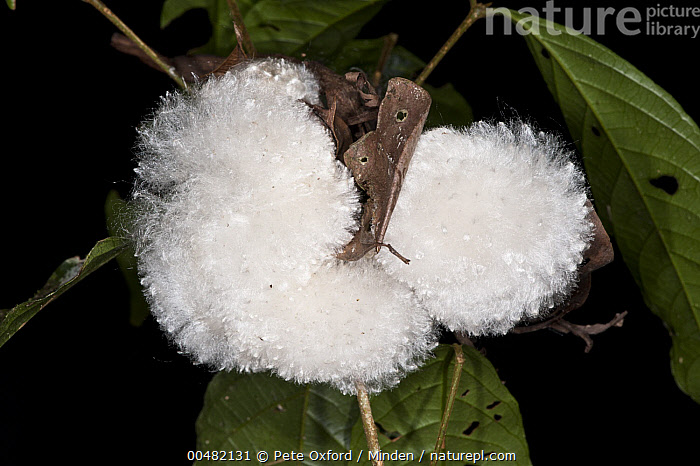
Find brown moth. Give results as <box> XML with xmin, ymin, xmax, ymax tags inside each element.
<box><xmin>336</xmin><ymin>77</ymin><xmax>431</xmax><ymax>263</ymax></box>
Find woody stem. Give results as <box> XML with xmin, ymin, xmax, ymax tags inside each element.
<box><xmin>226</xmin><ymin>0</ymin><xmax>256</xmax><ymax>56</ymax></box>
<box><xmin>82</xmin><ymin>0</ymin><xmax>186</xmax><ymax>89</ymax></box>
<box><xmin>356</xmin><ymin>381</ymin><xmax>384</xmax><ymax>466</ymax></box>
<box><xmin>415</xmin><ymin>1</ymin><xmax>490</xmax><ymax>87</ymax></box>
<box><xmin>430</xmin><ymin>344</ymin><xmax>466</xmax><ymax>465</ymax></box>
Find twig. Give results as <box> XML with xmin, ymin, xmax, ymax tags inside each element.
<box><xmin>356</xmin><ymin>381</ymin><xmax>383</xmax><ymax>466</ymax></box>
<box><xmin>110</xmin><ymin>33</ymin><xmax>223</xmax><ymax>81</ymax></box>
<box><xmin>513</xmin><ymin>310</ymin><xmax>629</xmax><ymax>353</ymax></box>
<box><xmin>415</xmin><ymin>2</ymin><xmax>490</xmax><ymax>87</ymax></box>
<box><xmin>372</xmin><ymin>33</ymin><xmax>399</xmax><ymax>88</ymax></box>
<box><xmin>454</xmin><ymin>332</ymin><xmax>475</xmax><ymax>347</ymax></box>
<box><xmin>512</xmin><ymin>275</ymin><xmax>592</xmax><ymax>334</ymax></box>
<box><xmin>375</xmin><ymin>242</ymin><xmax>410</xmax><ymax>265</ymax></box>
<box><xmin>82</xmin><ymin>0</ymin><xmax>186</xmax><ymax>89</ymax></box>
<box><xmin>226</xmin><ymin>0</ymin><xmax>256</xmax><ymax>57</ymax></box>
<box><xmin>431</xmin><ymin>344</ymin><xmax>465</xmax><ymax>466</ymax></box>
<box><xmin>553</xmin><ymin>311</ymin><xmax>628</xmax><ymax>353</ymax></box>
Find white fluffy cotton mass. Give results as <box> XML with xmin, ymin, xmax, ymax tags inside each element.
<box><xmin>233</xmin><ymin>259</ymin><xmax>435</xmax><ymax>394</ymax></box>
<box><xmin>131</xmin><ymin>58</ymin><xmax>435</xmax><ymax>394</ymax></box>
<box><xmin>379</xmin><ymin>123</ymin><xmax>593</xmax><ymax>335</ymax></box>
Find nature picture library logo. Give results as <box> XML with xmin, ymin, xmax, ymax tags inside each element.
<box><xmin>486</xmin><ymin>1</ymin><xmax>700</xmax><ymax>39</ymax></box>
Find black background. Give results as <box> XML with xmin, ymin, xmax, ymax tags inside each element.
<box><xmin>2</xmin><ymin>1</ymin><xmax>699</xmax><ymax>464</ymax></box>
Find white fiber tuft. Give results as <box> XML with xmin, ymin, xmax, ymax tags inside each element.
<box><xmin>233</xmin><ymin>259</ymin><xmax>436</xmax><ymax>395</ymax></box>
<box><xmin>379</xmin><ymin>122</ymin><xmax>593</xmax><ymax>335</ymax></box>
<box><xmin>131</xmin><ymin>58</ymin><xmax>434</xmax><ymax>393</ymax></box>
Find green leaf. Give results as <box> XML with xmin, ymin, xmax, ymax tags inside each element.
<box><xmin>161</xmin><ymin>0</ymin><xmax>213</xmax><ymax>27</ymax></box>
<box><xmin>161</xmin><ymin>1</ymin><xmax>471</xmax><ymax>127</ymax></box>
<box><xmin>505</xmin><ymin>10</ymin><xmax>700</xmax><ymax>402</ymax></box>
<box><xmin>196</xmin><ymin>345</ymin><xmax>530</xmax><ymax>464</ymax></box>
<box><xmin>0</xmin><ymin>237</ymin><xmax>128</xmax><ymax>348</ymax></box>
<box><xmin>423</xmin><ymin>82</ymin><xmax>473</xmax><ymax>129</ymax></box>
<box><xmin>161</xmin><ymin>0</ymin><xmax>386</xmax><ymax>60</ymax></box>
<box><xmin>162</xmin><ymin>0</ymin><xmax>250</xmax><ymax>56</ymax></box>
<box><xmin>105</xmin><ymin>190</ymin><xmax>149</xmax><ymax>327</ymax></box>
<box><xmin>351</xmin><ymin>345</ymin><xmax>530</xmax><ymax>464</ymax></box>
<box><xmin>6</xmin><ymin>0</ymin><xmax>16</xmax><ymax>11</ymax></box>
<box><xmin>196</xmin><ymin>371</ymin><xmax>358</xmax><ymax>465</ymax></box>
<box><xmin>245</xmin><ymin>0</ymin><xmax>387</xmax><ymax>60</ymax></box>
<box><xmin>325</xmin><ymin>38</ymin><xmax>425</xmax><ymax>80</ymax></box>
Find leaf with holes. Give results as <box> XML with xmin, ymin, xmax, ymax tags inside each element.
<box><xmin>353</xmin><ymin>345</ymin><xmax>531</xmax><ymax>465</ymax></box>
<box><xmin>0</xmin><ymin>237</ymin><xmax>128</xmax><ymax>348</ymax></box>
<box><xmin>161</xmin><ymin>0</ymin><xmax>387</xmax><ymax>59</ymax></box>
<box><xmin>504</xmin><ymin>10</ymin><xmax>700</xmax><ymax>403</ymax></box>
<box><xmin>349</xmin><ymin>345</ymin><xmax>531</xmax><ymax>464</ymax></box>
<box><xmin>196</xmin><ymin>345</ymin><xmax>530</xmax><ymax>464</ymax></box>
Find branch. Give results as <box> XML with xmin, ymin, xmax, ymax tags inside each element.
<box><xmin>454</xmin><ymin>332</ymin><xmax>475</xmax><ymax>347</ymax></box>
<box><xmin>226</xmin><ymin>0</ymin><xmax>256</xmax><ymax>57</ymax></box>
<box><xmin>431</xmin><ymin>344</ymin><xmax>465</xmax><ymax>466</ymax></box>
<box><xmin>356</xmin><ymin>381</ymin><xmax>383</xmax><ymax>466</ymax></box>
<box><xmin>110</xmin><ymin>33</ymin><xmax>222</xmax><ymax>82</ymax></box>
<box><xmin>82</xmin><ymin>0</ymin><xmax>186</xmax><ymax>89</ymax></box>
<box><xmin>513</xmin><ymin>301</ymin><xmax>629</xmax><ymax>353</ymax></box>
<box><xmin>415</xmin><ymin>2</ymin><xmax>491</xmax><ymax>86</ymax></box>
<box><xmin>372</xmin><ymin>33</ymin><xmax>399</xmax><ymax>87</ymax></box>
<box><xmin>549</xmin><ymin>311</ymin><xmax>628</xmax><ymax>353</ymax></box>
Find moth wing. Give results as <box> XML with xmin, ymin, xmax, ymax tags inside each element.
<box><xmin>376</xmin><ymin>77</ymin><xmax>432</xmax><ymax>169</ymax></box>
<box><xmin>374</xmin><ymin>78</ymin><xmax>432</xmax><ymax>244</ymax></box>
